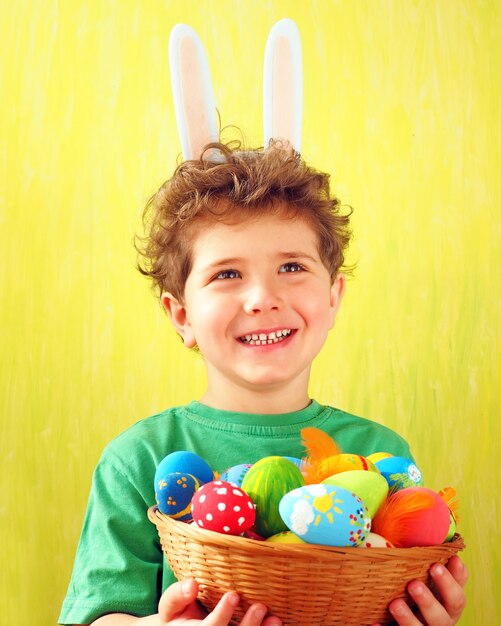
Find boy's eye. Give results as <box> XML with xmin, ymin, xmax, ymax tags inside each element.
<box><xmin>279</xmin><ymin>262</ymin><xmax>304</xmax><ymax>273</ymax></box>
<box><xmin>215</xmin><ymin>269</ymin><xmax>241</xmax><ymax>280</ymax></box>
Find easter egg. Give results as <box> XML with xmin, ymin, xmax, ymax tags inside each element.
<box><xmin>372</xmin><ymin>487</ymin><xmax>450</xmax><ymax>547</ymax></box>
<box><xmin>282</xmin><ymin>456</ymin><xmax>303</xmax><ymax>470</ymax></box>
<box><xmin>155</xmin><ymin>472</ymin><xmax>200</xmax><ymax>520</ymax></box>
<box><xmin>360</xmin><ymin>532</ymin><xmax>394</xmax><ymax>548</ymax></box>
<box><xmin>243</xmin><ymin>529</ymin><xmax>266</xmax><ymax>541</ymax></box>
<box><xmin>437</xmin><ymin>487</ymin><xmax>459</xmax><ymax>542</ymax></box>
<box><xmin>322</xmin><ymin>470</ymin><xmax>388</xmax><ymax>518</ymax></box>
<box><xmin>219</xmin><ymin>463</ymin><xmax>252</xmax><ymax>487</ymax></box>
<box><xmin>317</xmin><ymin>454</ymin><xmax>379</xmax><ymax>481</ymax></box>
<box><xmin>367</xmin><ymin>452</ymin><xmax>393</xmax><ymax>464</ymax></box>
<box><xmin>155</xmin><ymin>451</ymin><xmax>214</xmax><ymax>487</ymax></box>
<box><xmin>266</xmin><ymin>531</ymin><xmax>305</xmax><ymax>544</ymax></box>
<box><xmin>279</xmin><ymin>484</ymin><xmax>371</xmax><ymax>547</ymax></box>
<box><xmin>374</xmin><ymin>456</ymin><xmax>423</xmax><ymax>491</ymax></box>
<box><xmin>191</xmin><ymin>480</ymin><xmax>256</xmax><ymax>535</ymax></box>
<box><xmin>241</xmin><ymin>456</ymin><xmax>305</xmax><ymax>537</ymax></box>
<box><xmin>445</xmin><ymin>512</ymin><xmax>457</xmax><ymax>542</ymax></box>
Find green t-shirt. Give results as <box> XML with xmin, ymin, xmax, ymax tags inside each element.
<box><xmin>59</xmin><ymin>400</ymin><xmax>413</xmax><ymax>625</ymax></box>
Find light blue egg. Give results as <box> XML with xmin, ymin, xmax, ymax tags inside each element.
<box><xmin>155</xmin><ymin>450</ymin><xmax>214</xmax><ymax>487</ymax></box>
<box><xmin>155</xmin><ymin>472</ymin><xmax>200</xmax><ymax>520</ymax></box>
<box><xmin>219</xmin><ymin>463</ymin><xmax>252</xmax><ymax>487</ymax></box>
<box><xmin>279</xmin><ymin>484</ymin><xmax>371</xmax><ymax>547</ymax></box>
<box><xmin>282</xmin><ymin>456</ymin><xmax>303</xmax><ymax>470</ymax></box>
<box><xmin>374</xmin><ymin>456</ymin><xmax>423</xmax><ymax>491</ymax></box>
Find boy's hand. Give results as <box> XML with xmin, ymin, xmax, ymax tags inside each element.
<box><xmin>371</xmin><ymin>556</ymin><xmax>468</xmax><ymax>626</ymax></box>
<box><xmin>159</xmin><ymin>578</ymin><xmax>282</xmax><ymax>625</ymax></box>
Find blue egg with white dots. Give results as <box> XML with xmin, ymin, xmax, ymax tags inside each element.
<box><xmin>219</xmin><ymin>463</ymin><xmax>252</xmax><ymax>487</ymax></box>
<box><xmin>155</xmin><ymin>472</ymin><xmax>200</xmax><ymax>520</ymax></box>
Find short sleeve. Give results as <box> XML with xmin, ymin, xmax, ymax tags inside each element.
<box><xmin>58</xmin><ymin>459</ymin><xmax>163</xmax><ymax>624</ymax></box>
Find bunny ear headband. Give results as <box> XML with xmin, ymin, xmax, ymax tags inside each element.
<box><xmin>169</xmin><ymin>18</ymin><xmax>303</xmax><ymax>160</ymax></box>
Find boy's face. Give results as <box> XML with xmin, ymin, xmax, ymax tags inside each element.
<box><xmin>163</xmin><ymin>209</ymin><xmax>345</xmax><ymax>410</ymax></box>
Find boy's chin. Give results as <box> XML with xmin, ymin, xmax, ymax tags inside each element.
<box><xmin>234</xmin><ymin>367</ymin><xmax>309</xmax><ymax>391</ymax></box>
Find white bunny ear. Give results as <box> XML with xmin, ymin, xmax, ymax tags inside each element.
<box><xmin>263</xmin><ymin>18</ymin><xmax>303</xmax><ymax>152</ymax></box>
<box><xmin>169</xmin><ymin>24</ymin><xmax>219</xmax><ymax>160</ymax></box>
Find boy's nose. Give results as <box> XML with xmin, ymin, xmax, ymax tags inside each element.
<box><xmin>243</xmin><ymin>282</ymin><xmax>283</xmax><ymax>315</ymax></box>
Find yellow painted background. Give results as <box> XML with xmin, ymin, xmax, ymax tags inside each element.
<box><xmin>1</xmin><ymin>1</ymin><xmax>499</xmax><ymax>625</ymax></box>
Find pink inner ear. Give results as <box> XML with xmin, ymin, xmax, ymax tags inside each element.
<box><xmin>272</xmin><ymin>36</ymin><xmax>294</xmax><ymax>143</ymax></box>
<box><xmin>180</xmin><ymin>37</ymin><xmax>212</xmax><ymax>159</ymax></box>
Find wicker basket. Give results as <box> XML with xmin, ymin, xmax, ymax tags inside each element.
<box><xmin>148</xmin><ymin>506</ymin><xmax>465</xmax><ymax>626</ymax></box>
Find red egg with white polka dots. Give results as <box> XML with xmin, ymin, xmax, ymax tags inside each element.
<box><xmin>191</xmin><ymin>480</ymin><xmax>256</xmax><ymax>535</ymax></box>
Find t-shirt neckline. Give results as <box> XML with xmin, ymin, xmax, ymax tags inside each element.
<box><xmin>185</xmin><ymin>399</ymin><xmax>323</xmax><ymax>427</ymax></box>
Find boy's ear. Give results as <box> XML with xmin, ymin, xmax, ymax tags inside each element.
<box><xmin>161</xmin><ymin>292</ymin><xmax>197</xmax><ymax>348</ymax></box>
<box><xmin>329</xmin><ymin>273</ymin><xmax>346</xmax><ymax>327</ymax></box>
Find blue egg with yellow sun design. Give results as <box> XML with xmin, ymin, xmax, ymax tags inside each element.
<box><xmin>155</xmin><ymin>471</ymin><xmax>200</xmax><ymax>520</ymax></box>
<box><xmin>279</xmin><ymin>484</ymin><xmax>371</xmax><ymax>547</ymax></box>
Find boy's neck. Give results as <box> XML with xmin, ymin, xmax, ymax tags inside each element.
<box><xmin>199</xmin><ymin>379</ymin><xmax>311</xmax><ymax>415</ymax></box>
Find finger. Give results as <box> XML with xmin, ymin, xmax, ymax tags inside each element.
<box><xmin>202</xmin><ymin>591</ymin><xmax>241</xmax><ymax>625</ymax></box>
<box><xmin>407</xmin><ymin>578</ymin><xmax>455</xmax><ymax>625</ymax></box>
<box><xmin>203</xmin><ymin>596</ymin><xmax>281</xmax><ymax>626</ymax></box>
<box><xmin>262</xmin><ymin>614</ymin><xmax>283</xmax><ymax>626</ymax></box>
<box><xmin>446</xmin><ymin>556</ymin><xmax>469</xmax><ymax>587</ymax></box>
<box><xmin>430</xmin><ymin>561</ymin><xmax>468</xmax><ymax>620</ymax></box>
<box><xmin>158</xmin><ymin>578</ymin><xmax>202</xmax><ymax>622</ymax></box>
<box><xmin>388</xmin><ymin>597</ymin><xmax>422</xmax><ymax>625</ymax></box>
<box><xmin>238</xmin><ymin>604</ymin><xmax>280</xmax><ymax>626</ymax></box>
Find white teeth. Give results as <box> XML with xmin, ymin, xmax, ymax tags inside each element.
<box><xmin>239</xmin><ymin>329</ymin><xmax>292</xmax><ymax>345</ymax></box>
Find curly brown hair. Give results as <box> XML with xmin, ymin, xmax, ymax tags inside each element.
<box><xmin>136</xmin><ymin>140</ymin><xmax>352</xmax><ymax>302</ymax></box>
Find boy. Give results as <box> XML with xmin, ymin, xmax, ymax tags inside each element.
<box><xmin>59</xmin><ymin>142</ymin><xmax>467</xmax><ymax>626</ymax></box>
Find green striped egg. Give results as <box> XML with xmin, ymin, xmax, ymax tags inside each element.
<box><xmin>241</xmin><ymin>456</ymin><xmax>305</xmax><ymax>537</ymax></box>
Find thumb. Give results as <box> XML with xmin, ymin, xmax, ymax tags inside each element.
<box><xmin>158</xmin><ymin>579</ymin><xmax>199</xmax><ymax>622</ymax></box>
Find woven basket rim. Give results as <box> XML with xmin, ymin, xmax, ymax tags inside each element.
<box><xmin>148</xmin><ymin>505</ymin><xmax>465</xmax><ymax>559</ymax></box>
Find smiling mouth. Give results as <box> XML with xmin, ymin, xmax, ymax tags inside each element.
<box><xmin>238</xmin><ymin>329</ymin><xmax>293</xmax><ymax>346</ymax></box>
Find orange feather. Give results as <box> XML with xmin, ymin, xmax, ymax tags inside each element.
<box><xmin>438</xmin><ymin>486</ymin><xmax>460</xmax><ymax>523</ymax></box>
<box><xmin>301</xmin><ymin>427</ymin><xmax>342</xmax><ymax>484</ymax></box>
